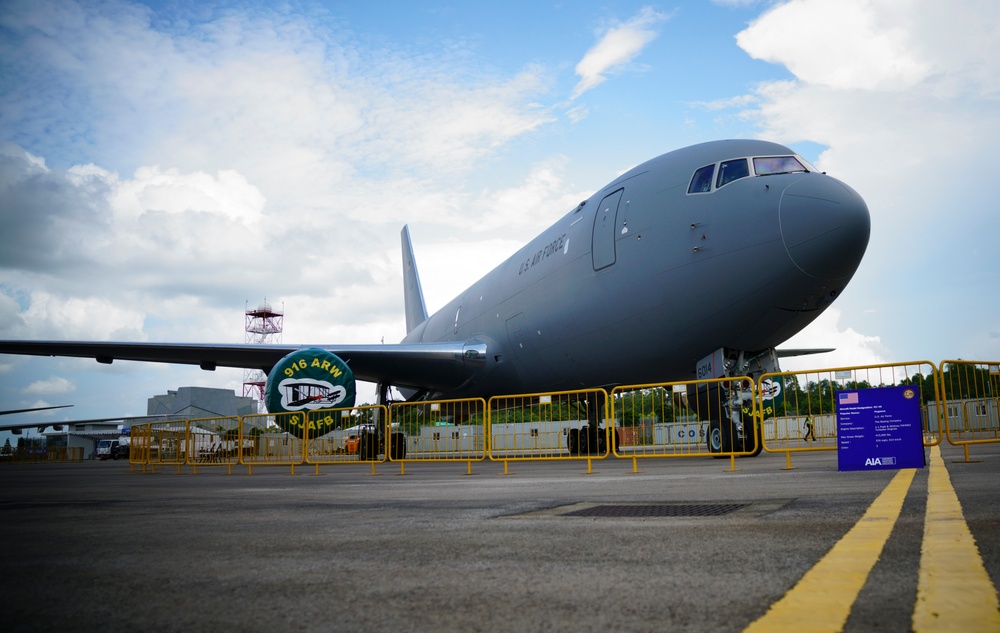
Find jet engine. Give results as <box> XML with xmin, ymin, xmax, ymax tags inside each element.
<box><xmin>263</xmin><ymin>348</ymin><xmax>357</xmax><ymax>438</ymax></box>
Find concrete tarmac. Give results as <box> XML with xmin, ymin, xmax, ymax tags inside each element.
<box><xmin>1</xmin><ymin>443</ymin><xmax>998</xmax><ymax>632</ymax></box>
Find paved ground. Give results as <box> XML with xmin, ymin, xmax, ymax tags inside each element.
<box><xmin>1</xmin><ymin>443</ymin><xmax>998</xmax><ymax>632</ymax></box>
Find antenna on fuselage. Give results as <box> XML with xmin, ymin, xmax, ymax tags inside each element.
<box><xmin>401</xmin><ymin>225</ymin><xmax>429</xmax><ymax>334</ymax></box>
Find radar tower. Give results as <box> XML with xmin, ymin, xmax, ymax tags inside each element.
<box><xmin>243</xmin><ymin>300</ymin><xmax>284</xmax><ymax>413</ymax></box>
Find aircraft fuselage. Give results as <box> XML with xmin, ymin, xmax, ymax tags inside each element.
<box><xmin>402</xmin><ymin>139</ymin><xmax>870</xmax><ymax>398</ymax></box>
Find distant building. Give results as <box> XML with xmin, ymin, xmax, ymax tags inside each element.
<box><xmin>148</xmin><ymin>386</ymin><xmax>257</xmax><ymax>419</ymax></box>
<box><xmin>22</xmin><ymin>387</ymin><xmax>258</xmax><ymax>460</ymax></box>
<box><xmin>43</xmin><ymin>420</ymin><xmax>124</xmax><ymax>460</ymax></box>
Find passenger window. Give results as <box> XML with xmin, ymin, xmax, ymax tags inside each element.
<box><xmin>717</xmin><ymin>159</ymin><xmax>749</xmax><ymax>188</ymax></box>
<box><xmin>753</xmin><ymin>156</ymin><xmax>807</xmax><ymax>176</ymax></box>
<box><xmin>688</xmin><ymin>164</ymin><xmax>715</xmax><ymax>193</ymax></box>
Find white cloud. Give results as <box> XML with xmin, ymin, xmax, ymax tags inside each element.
<box><xmin>737</xmin><ymin>0</ymin><xmax>931</xmax><ymax>91</ymax></box>
<box><xmin>570</xmin><ymin>6</ymin><xmax>669</xmax><ymax>100</ymax></box>
<box><xmin>18</xmin><ymin>292</ymin><xmax>146</xmax><ymax>341</ymax></box>
<box><xmin>110</xmin><ymin>166</ymin><xmax>266</xmax><ymax>224</ymax></box>
<box><xmin>690</xmin><ymin>94</ymin><xmax>757</xmax><ymax>112</ymax></box>
<box><xmin>711</xmin><ymin>0</ymin><xmax>764</xmax><ymax>6</ymax></box>
<box><xmin>734</xmin><ymin>0</ymin><xmax>1000</xmax><ymax>215</ymax></box>
<box><xmin>734</xmin><ymin>0</ymin><xmax>1000</xmax><ymax>364</ymax></box>
<box><xmin>415</xmin><ymin>238</ymin><xmax>526</xmax><ymax>315</ymax></box>
<box><xmin>0</xmin><ymin>0</ymin><xmax>587</xmax><ymax>377</ymax></box>
<box><xmin>23</xmin><ymin>376</ymin><xmax>76</xmax><ymax>395</ymax></box>
<box><xmin>472</xmin><ymin>158</ymin><xmax>588</xmax><ymax>234</ymax></box>
<box><xmin>779</xmin><ymin>308</ymin><xmax>890</xmax><ymax>372</ymax></box>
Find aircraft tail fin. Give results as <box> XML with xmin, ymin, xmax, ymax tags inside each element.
<box><xmin>401</xmin><ymin>225</ymin><xmax>429</xmax><ymax>333</ymax></box>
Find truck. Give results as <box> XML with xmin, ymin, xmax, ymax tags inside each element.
<box><xmin>96</xmin><ymin>437</ymin><xmax>130</xmax><ymax>460</ymax></box>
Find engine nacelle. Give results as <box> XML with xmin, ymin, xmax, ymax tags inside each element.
<box><xmin>264</xmin><ymin>348</ymin><xmax>357</xmax><ymax>438</ymax></box>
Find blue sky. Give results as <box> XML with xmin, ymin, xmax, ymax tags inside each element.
<box><xmin>2</xmin><ymin>0</ymin><xmax>999</xmax><ymax>440</ymax></box>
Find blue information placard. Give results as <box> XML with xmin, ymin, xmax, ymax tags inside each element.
<box><xmin>836</xmin><ymin>385</ymin><xmax>925</xmax><ymax>472</ymax></box>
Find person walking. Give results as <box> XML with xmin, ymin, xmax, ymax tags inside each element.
<box><xmin>803</xmin><ymin>417</ymin><xmax>816</xmax><ymax>441</ymax></box>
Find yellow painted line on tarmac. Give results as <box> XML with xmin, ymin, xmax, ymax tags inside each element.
<box><xmin>913</xmin><ymin>445</ymin><xmax>1000</xmax><ymax>632</ymax></box>
<box><xmin>744</xmin><ymin>467</ymin><xmax>916</xmax><ymax>633</ymax></box>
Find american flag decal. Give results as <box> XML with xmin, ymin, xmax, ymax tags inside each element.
<box><xmin>839</xmin><ymin>392</ymin><xmax>859</xmax><ymax>405</ymax></box>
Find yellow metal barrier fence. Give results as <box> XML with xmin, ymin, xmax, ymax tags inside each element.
<box><xmin>388</xmin><ymin>398</ymin><xmax>486</xmax><ymax>474</ymax></box>
<box><xmin>305</xmin><ymin>405</ymin><xmax>389</xmax><ymax>473</ymax></box>
<box><xmin>0</xmin><ymin>447</ymin><xmax>83</xmax><ymax>463</ymax></box>
<box><xmin>185</xmin><ymin>416</ymin><xmax>241</xmax><ymax>474</ymax></box>
<box><xmin>241</xmin><ymin>411</ymin><xmax>310</xmax><ymax>474</ymax></box>
<box><xmin>487</xmin><ymin>389</ymin><xmax>610</xmax><ymax>473</ymax></box>
<box><xmin>146</xmin><ymin>420</ymin><xmax>191</xmax><ymax>473</ymax></box>
<box><xmin>611</xmin><ymin>376</ymin><xmax>759</xmax><ymax>469</ymax></box>
<box><xmin>129</xmin><ymin>423</ymin><xmax>150</xmax><ymax>471</ymax></box>
<box><xmin>120</xmin><ymin>358</ymin><xmax>1000</xmax><ymax>475</ymax></box>
<box><xmin>937</xmin><ymin>360</ymin><xmax>1000</xmax><ymax>462</ymax></box>
<box><xmin>759</xmin><ymin>360</ymin><xmax>942</xmax><ymax>469</ymax></box>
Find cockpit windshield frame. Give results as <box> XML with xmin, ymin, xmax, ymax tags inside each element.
<box><xmin>752</xmin><ymin>155</ymin><xmax>808</xmax><ymax>177</ymax></box>
<box><xmin>686</xmin><ymin>154</ymin><xmax>812</xmax><ymax>195</ymax></box>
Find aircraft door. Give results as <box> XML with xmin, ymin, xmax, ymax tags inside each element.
<box><xmin>504</xmin><ymin>312</ymin><xmax>529</xmax><ymax>387</ymax></box>
<box><xmin>592</xmin><ymin>188</ymin><xmax>624</xmax><ymax>271</ymax></box>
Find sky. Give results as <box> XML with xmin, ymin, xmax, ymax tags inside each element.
<box><xmin>2</xmin><ymin>0</ymin><xmax>999</xmax><ymax>441</ymax></box>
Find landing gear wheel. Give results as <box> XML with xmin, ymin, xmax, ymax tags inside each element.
<box><xmin>596</xmin><ymin>430</ymin><xmax>607</xmax><ymax>456</ymax></box>
<box><xmin>708</xmin><ymin>419</ymin><xmax>731</xmax><ymax>458</ymax></box>
<box><xmin>742</xmin><ymin>422</ymin><xmax>763</xmax><ymax>457</ymax></box>
<box><xmin>358</xmin><ymin>431</ymin><xmax>378</xmax><ymax>461</ymax></box>
<box><xmin>567</xmin><ymin>428</ymin><xmax>580</xmax><ymax>456</ymax></box>
<box><xmin>578</xmin><ymin>425</ymin><xmax>607</xmax><ymax>456</ymax></box>
<box><xmin>389</xmin><ymin>432</ymin><xmax>406</xmax><ymax>460</ymax></box>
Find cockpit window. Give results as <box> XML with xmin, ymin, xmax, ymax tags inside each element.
<box><xmin>689</xmin><ymin>154</ymin><xmax>812</xmax><ymax>195</ymax></box>
<box><xmin>717</xmin><ymin>158</ymin><xmax>749</xmax><ymax>188</ymax></box>
<box><xmin>688</xmin><ymin>164</ymin><xmax>715</xmax><ymax>193</ymax></box>
<box><xmin>753</xmin><ymin>155</ymin><xmax>807</xmax><ymax>176</ymax></box>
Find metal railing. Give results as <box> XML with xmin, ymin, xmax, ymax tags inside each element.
<box><xmin>305</xmin><ymin>405</ymin><xmax>389</xmax><ymax>475</ymax></box>
<box><xmin>937</xmin><ymin>360</ymin><xmax>1000</xmax><ymax>462</ymax></box>
<box><xmin>69</xmin><ymin>357</ymin><xmax>1000</xmax><ymax>475</ymax></box>
<box><xmin>611</xmin><ymin>376</ymin><xmax>758</xmax><ymax>472</ymax></box>
<box><xmin>388</xmin><ymin>399</ymin><xmax>486</xmax><ymax>475</ymax></box>
<box><xmin>758</xmin><ymin>361</ymin><xmax>942</xmax><ymax>469</ymax></box>
<box><xmin>487</xmin><ymin>389</ymin><xmax>610</xmax><ymax>473</ymax></box>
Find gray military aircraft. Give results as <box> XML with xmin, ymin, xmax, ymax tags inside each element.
<box><xmin>0</xmin><ymin>405</ymin><xmax>73</xmax><ymax>435</ymax></box>
<box><xmin>0</xmin><ymin>139</ymin><xmax>870</xmax><ymax>455</ymax></box>
<box><xmin>0</xmin><ymin>405</ymin><xmax>72</xmax><ymax>416</ymax></box>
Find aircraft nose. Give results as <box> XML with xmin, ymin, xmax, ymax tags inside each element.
<box><xmin>779</xmin><ymin>175</ymin><xmax>871</xmax><ymax>280</ymax></box>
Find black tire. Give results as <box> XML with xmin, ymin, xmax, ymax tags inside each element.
<box><xmin>578</xmin><ymin>425</ymin><xmax>606</xmax><ymax>456</ymax></box>
<box><xmin>358</xmin><ymin>431</ymin><xmax>378</xmax><ymax>461</ymax></box>
<box><xmin>741</xmin><ymin>420</ymin><xmax>764</xmax><ymax>457</ymax></box>
<box><xmin>389</xmin><ymin>432</ymin><xmax>406</xmax><ymax>460</ymax></box>
<box><xmin>567</xmin><ymin>428</ymin><xmax>580</xmax><ymax>455</ymax></box>
<box><xmin>596</xmin><ymin>430</ymin><xmax>607</xmax><ymax>456</ymax></box>
<box><xmin>708</xmin><ymin>419</ymin><xmax>730</xmax><ymax>457</ymax></box>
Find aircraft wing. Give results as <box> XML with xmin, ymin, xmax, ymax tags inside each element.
<box><xmin>775</xmin><ymin>348</ymin><xmax>835</xmax><ymax>358</ymax></box>
<box><xmin>0</xmin><ymin>404</ymin><xmax>72</xmax><ymax>416</ymax></box>
<box><xmin>0</xmin><ymin>340</ymin><xmax>487</xmax><ymax>394</ymax></box>
<box><xmin>0</xmin><ymin>413</ymin><xmax>189</xmax><ymax>433</ymax></box>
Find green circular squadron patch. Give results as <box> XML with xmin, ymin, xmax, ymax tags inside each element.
<box><xmin>264</xmin><ymin>349</ymin><xmax>357</xmax><ymax>438</ymax></box>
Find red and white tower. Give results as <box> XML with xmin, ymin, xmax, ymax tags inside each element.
<box><xmin>243</xmin><ymin>300</ymin><xmax>284</xmax><ymax>413</ymax></box>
